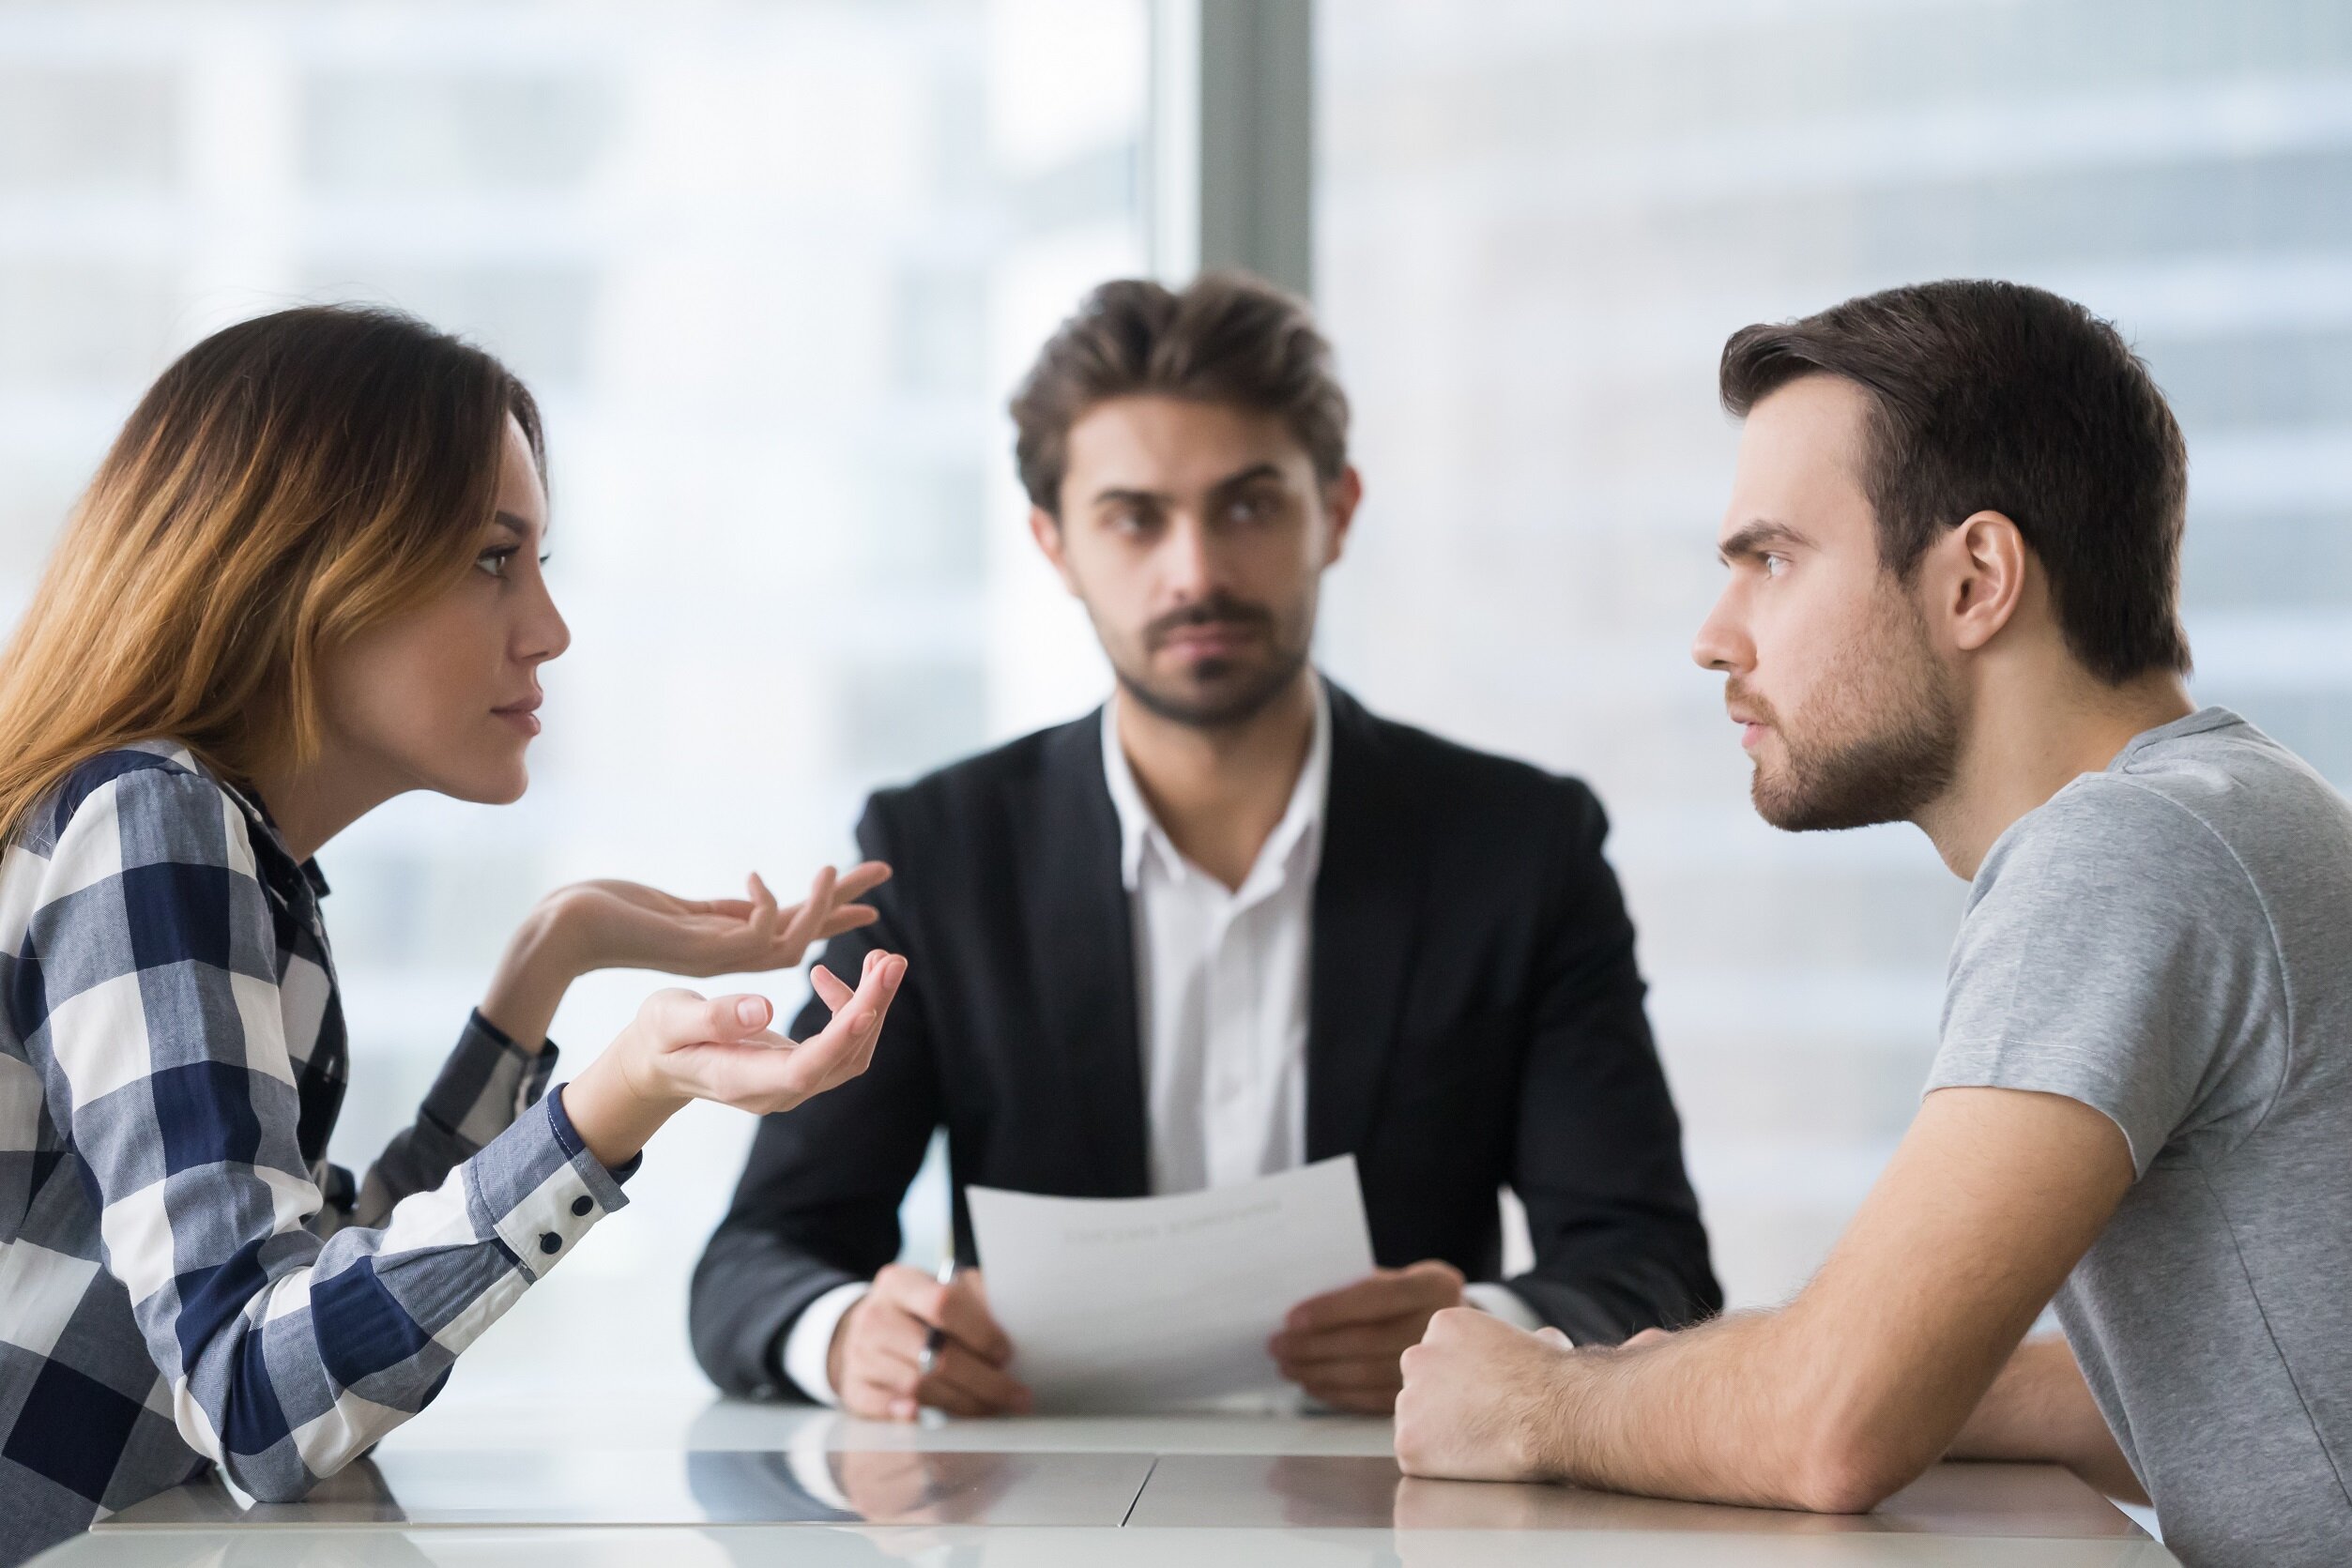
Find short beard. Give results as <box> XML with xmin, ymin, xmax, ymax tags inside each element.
<box><xmin>1111</xmin><ymin>591</ymin><xmax>1315</xmax><ymax>731</ymax></box>
<box><xmin>1747</xmin><ymin>592</ymin><xmax>1961</xmax><ymax>832</ymax></box>
<box><xmin>1117</xmin><ymin>638</ymin><xmax>1309</xmax><ymax>730</ymax></box>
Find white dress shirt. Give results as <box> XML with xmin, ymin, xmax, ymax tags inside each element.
<box><xmin>781</xmin><ymin>677</ymin><xmax>1534</xmax><ymax>1404</ymax></box>
<box><xmin>1108</xmin><ymin>679</ymin><xmax>1328</xmax><ymax>1195</ymax></box>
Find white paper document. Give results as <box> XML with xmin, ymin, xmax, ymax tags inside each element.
<box><xmin>966</xmin><ymin>1156</ymin><xmax>1377</xmax><ymax>1412</ymax></box>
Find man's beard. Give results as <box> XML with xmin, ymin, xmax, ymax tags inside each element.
<box><xmin>1112</xmin><ymin>590</ymin><xmax>1314</xmax><ymax>730</ymax></box>
<box><xmin>1741</xmin><ymin>592</ymin><xmax>1961</xmax><ymax>832</ymax></box>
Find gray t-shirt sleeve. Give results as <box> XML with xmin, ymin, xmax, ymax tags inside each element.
<box><xmin>1928</xmin><ymin>777</ymin><xmax>2289</xmax><ymax>1175</ymax></box>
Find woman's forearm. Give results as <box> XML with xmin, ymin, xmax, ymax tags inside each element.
<box><xmin>558</xmin><ymin>1048</ymin><xmax>686</xmax><ymax>1168</ymax></box>
<box><xmin>1948</xmin><ymin>1335</ymin><xmax>2146</xmax><ymax>1503</ymax></box>
<box><xmin>479</xmin><ymin>902</ymin><xmax>586</xmax><ymax>1050</ymax></box>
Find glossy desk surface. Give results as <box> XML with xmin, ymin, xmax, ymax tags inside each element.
<box><xmin>40</xmin><ymin>1390</ymin><xmax>2179</xmax><ymax>1567</ymax></box>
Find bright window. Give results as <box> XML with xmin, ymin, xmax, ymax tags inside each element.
<box><xmin>0</xmin><ymin>0</ymin><xmax>1147</xmax><ymax>1393</ymax></box>
<box><xmin>1318</xmin><ymin>0</ymin><xmax>2352</xmax><ymax>1306</ymax></box>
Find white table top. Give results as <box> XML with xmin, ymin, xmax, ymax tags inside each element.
<box><xmin>38</xmin><ymin>1389</ymin><xmax>2179</xmax><ymax>1567</ymax></box>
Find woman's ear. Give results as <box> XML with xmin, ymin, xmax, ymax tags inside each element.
<box><xmin>1936</xmin><ymin>509</ymin><xmax>2029</xmax><ymax>654</ymax></box>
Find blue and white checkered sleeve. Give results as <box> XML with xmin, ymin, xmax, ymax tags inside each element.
<box><xmin>18</xmin><ymin>766</ymin><xmax>629</xmax><ymax>1503</ymax></box>
<box><xmin>349</xmin><ymin>1010</ymin><xmax>559</xmax><ymax>1227</ymax></box>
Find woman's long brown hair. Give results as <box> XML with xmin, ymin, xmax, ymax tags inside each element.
<box><xmin>0</xmin><ymin>305</ymin><xmax>542</xmax><ymax>845</ymax></box>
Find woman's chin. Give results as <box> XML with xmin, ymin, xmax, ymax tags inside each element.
<box><xmin>486</xmin><ymin>763</ymin><xmax>531</xmax><ymax>805</ymax></box>
<box><xmin>436</xmin><ymin>758</ymin><xmax>531</xmax><ymax>806</ymax></box>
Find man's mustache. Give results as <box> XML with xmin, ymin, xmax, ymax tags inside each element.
<box><xmin>1723</xmin><ymin>678</ymin><xmax>1780</xmax><ymax>727</ymax></box>
<box><xmin>1144</xmin><ymin>595</ymin><xmax>1275</xmax><ymax>651</ymax></box>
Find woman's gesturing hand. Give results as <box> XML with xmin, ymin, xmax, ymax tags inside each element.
<box><xmin>482</xmin><ymin>862</ymin><xmax>891</xmax><ymax>1049</ymax></box>
<box><xmin>562</xmin><ymin>948</ymin><xmax>909</xmax><ymax>1167</ymax></box>
<box><xmin>545</xmin><ymin>862</ymin><xmax>891</xmax><ymax>978</ymax></box>
<box><xmin>638</xmin><ymin>950</ymin><xmax>906</xmax><ymax>1115</ymax></box>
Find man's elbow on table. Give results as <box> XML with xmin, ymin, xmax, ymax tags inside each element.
<box><xmin>1680</xmin><ymin>1319</ymin><xmax>1948</xmax><ymax>1516</ymax></box>
<box><xmin>1760</xmin><ymin>1289</ymin><xmax>2025</xmax><ymax>1515</ymax></box>
<box><xmin>1779</xmin><ymin>1403</ymin><xmax>1936</xmax><ymax>1516</ymax></box>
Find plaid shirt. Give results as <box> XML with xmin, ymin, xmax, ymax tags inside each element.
<box><xmin>0</xmin><ymin>742</ymin><xmax>632</xmax><ymax>1562</ymax></box>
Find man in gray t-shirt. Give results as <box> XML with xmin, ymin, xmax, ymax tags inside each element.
<box><xmin>1389</xmin><ymin>279</ymin><xmax>2351</xmax><ymax>1568</ymax></box>
<box><xmin>1933</xmin><ymin>708</ymin><xmax>2352</xmax><ymax>1564</ymax></box>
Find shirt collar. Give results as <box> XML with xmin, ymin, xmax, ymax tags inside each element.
<box><xmin>214</xmin><ymin>773</ymin><xmax>332</xmax><ymax>900</ymax></box>
<box><xmin>1100</xmin><ymin>674</ymin><xmax>1333</xmax><ymax>897</ymax></box>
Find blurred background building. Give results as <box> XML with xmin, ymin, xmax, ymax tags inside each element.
<box><xmin>0</xmin><ymin>0</ymin><xmax>2344</xmax><ymax>1400</ymax></box>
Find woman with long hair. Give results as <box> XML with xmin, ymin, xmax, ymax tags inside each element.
<box><xmin>0</xmin><ymin>306</ymin><xmax>906</xmax><ymax>1561</ymax></box>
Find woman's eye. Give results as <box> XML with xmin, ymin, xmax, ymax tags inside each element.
<box><xmin>475</xmin><ymin>548</ymin><xmax>517</xmax><ymax>580</ymax></box>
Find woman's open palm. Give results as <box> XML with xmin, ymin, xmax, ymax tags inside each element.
<box><xmin>632</xmin><ymin>950</ymin><xmax>908</xmax><ymax>1117</ymax></box>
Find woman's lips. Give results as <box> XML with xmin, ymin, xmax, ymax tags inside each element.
<box><xmin>494</xmin><ymin>702</ymin><xmax>542</xmax><ymax>737</ymax></box>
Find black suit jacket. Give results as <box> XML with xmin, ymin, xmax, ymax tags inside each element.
<box><xmin>691</xmin><ymin>684</ymin><xmax>1719</xmax><ymax>1398</ymax></box>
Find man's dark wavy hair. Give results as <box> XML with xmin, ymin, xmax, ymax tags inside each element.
<box><xmin>1720</xmin><ymin>280</ymin><xmax>2191</xmax><ymax>684</ymax></box>
<box><xmin>1010</xmin><ymin>271</ymin><xmax>1349</xmax><ymax>516</ymax></box>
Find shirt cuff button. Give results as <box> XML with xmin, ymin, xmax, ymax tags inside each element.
<box><xmin>572</xmin><ymin>1195</ymin><xmax>593</xmax><ymax>1217</ymax></box>
<box><xmin>540</xmin><ymin>1233</ymin><xmax>562</xmax><ymax>1255</ymax></box>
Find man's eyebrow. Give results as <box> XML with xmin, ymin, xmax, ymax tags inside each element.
<box><xmin>1205</xmin><ymin>462</ymin><xmax>1284</xmax><ymax>495</ymax></box>
<box><xmin>1089</xmin><ymin>463</ymin><xmax>1286</xmax><ymax>509</ymax></box>
<box><xmin>1718</xmin><ymin>520</ymin><xmax>1812</xmax><ymax>562</ymax></box>
<box><xmin>1090</xmin><ymin>485</ymin><xmax>1166</xmax><ymax>508</ymax></box>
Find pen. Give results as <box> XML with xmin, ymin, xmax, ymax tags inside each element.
<box><xmin>916</xmin><ymin>1256</ymin><xmax>956</xmax><ymax>1380</ymax></box>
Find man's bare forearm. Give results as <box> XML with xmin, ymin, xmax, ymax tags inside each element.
<box><xmin>1529</xmin><ymin>1304</ymin><xmax>1957</xmax><ymax>1514</ymax></box>
<box><xmin>1947</xmin><ymin>1335</ymin><xmax>2146</xmax><ymax>1504</ymax></box>
<box><xmin>1538</xmin><ymin>1312</ymin><xmax>1824</xmax><ymax>1509</ymax></box>
<box><xmin>1408</xmin><ymin>1284</ymin><xmax>2032</xmax><ymax>1515</ymax></box>
<box><xmin>1399</xmin><ymin>1092</ymin><xmax>2137</xmax><ymax>1515</ymax></box>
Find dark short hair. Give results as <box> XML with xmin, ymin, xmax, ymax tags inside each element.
<box><xmin>1719</xmin><ymin>280</ymin><xmax>2191</xmax><ymax>685</ymax></box>
<box><xmin>1009</xmin><ymin>271</ymin><xmax>1350</xmax><ymax>514</ymax></box>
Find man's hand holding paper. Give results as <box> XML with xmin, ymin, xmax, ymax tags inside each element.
<box><xmin>844</xmin><ymin>1167</ymin><xmax>1471</xmax><ymax>1419</ymax></box>
<box><xmin>966</xmin><ymin>1157</ymin><xmax>1383</xmax><ymax>1412</ymax></box>
<box><xmin>1268</xmin><ymin>1259</ymin><xmax>1467</xmax><ymax>1413</ymax></box>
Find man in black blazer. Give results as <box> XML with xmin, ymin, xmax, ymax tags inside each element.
<box><xmin>692</xmin><ymin>273</ymin><xmax>1718</xmax><ymax>1419</ymax></box>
